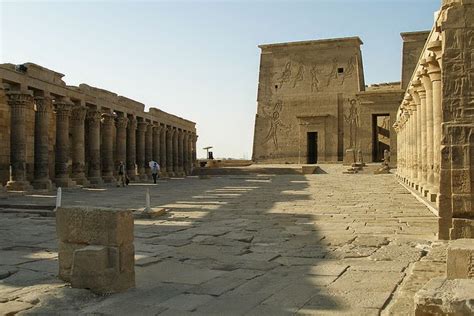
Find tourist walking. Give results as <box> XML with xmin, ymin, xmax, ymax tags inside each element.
<box><xmin>117</xmin><ymin>161</ymin><xmax>126</xmax><ymax>187</ymax></box>
<box><xmin>151</xmin><ymin>162</ymin><xmax>160</xmax><ymax>184</ymax></box>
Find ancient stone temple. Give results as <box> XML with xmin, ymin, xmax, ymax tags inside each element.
<box><xmin>0</xmin><ymin>63</ymin><xmax>197</xmax><ymax>191</ymax></box>
<box><xmin>252</xmin><ymin>31</ymin><xmax>429</xmax><ymax>164</ymax></box>
<box><xmin>394</xmin><ymin>0</ymin><xmax>474</xmax><ymax>240</ymax></box>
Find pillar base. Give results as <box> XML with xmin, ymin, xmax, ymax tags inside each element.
<box><xmin>72</xmin><ymin>174</ymin><xmax>90</xmax><ymax>187</ymax></box>
<box><xmin>32</xmin><ymin>178</ymin><xmax>54</xmax><ymax>191</ymax></box>
<box><xmin>428</xmin><ymin>191</ymin><xmax>438</xmax><ymax>203</ymax></box>
<box><xmin>88</xmin><ymin>177</ymin><xmax>104</xmax><ymax>186</ymax></box>
<box><xmin>6</xmin><ymin>180</ymin><xmax>32</xmax><ymax>191</ymax></box>
<box><xmin>102</xmin><ymin>175</ymin><xmax>117</xmax><ymax>185</ymax></box>
<box><xmin>54</xmin><ymin>177</ymin><xmax>77</xmax><ymax>188</ymax></box>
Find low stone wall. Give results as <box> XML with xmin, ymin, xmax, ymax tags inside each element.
<box><xmin>56</xmin><ymin>207</ymin><xmax>135</xmax><ymax>294</ymax></box>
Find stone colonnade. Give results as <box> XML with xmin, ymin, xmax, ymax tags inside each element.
<box><xmin>1</xmin><ymin>64</ymin><xmax>197</xmax><ymax>191</ymax></box>
<box><xmin>394</xmin><ymin>0</ymin><xmax>474</xmax><ymax>240</ymax></box>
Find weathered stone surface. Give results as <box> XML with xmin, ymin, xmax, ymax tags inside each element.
<box><xmin>56</xmin><ymin>207</ymin><xmax>135</xmax><ymax>294</ymax></box>
<box><xmin>446</xmin><ymin>238</ymin><xmax>474</xmax><ymax>279</ymax></box>
<box><xmin>414</xmin><ymin>277</ymin><xmax>474</xmax><ymax>315</ymax></box>
<box><xmin>56</xmin><ymin>207</ymin><xmax>134</xmax><ymax>246</ymax></box>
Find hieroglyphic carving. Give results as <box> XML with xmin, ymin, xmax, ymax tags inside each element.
<box><xmin>262</xmin><ymin>100</ymin><xmax>290</xmax><ymax>149</ymax></box>
<box><xmin>344</xmin><ymin>99</ymin><xmax>360</xmax><ymax>148</ymax></box>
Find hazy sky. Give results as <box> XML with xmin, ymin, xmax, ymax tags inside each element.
<box><xmin>1</xmin><ymin>0</ymin><xmax>440</xmax><ymax>159</ymax></box>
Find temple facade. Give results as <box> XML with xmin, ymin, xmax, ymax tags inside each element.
<box><xmin>252</xmin><ymin>32</ymin><xmax>429</xmax><ymax>165</ymax></box>
<box><xmin>0</xmin><ymin>63</ymin><xmax>197</xmax><ymax>191</ymax></box>
<box><xmin>394</xmin><ymin>0</ymin><xmax>474</xmax><ymax>240</ymax></box>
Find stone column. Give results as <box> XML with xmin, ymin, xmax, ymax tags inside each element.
<box><xmin>427</xmin><ymin>51</ymin><xmax>442</xmax><ymax>201</ymax></box>
<box><xmin>188</xmin><ymin>132</ymin><xmax>194</xmax><ymax>174</ymax></box>
<box><xmin>183</xmin><ymin>131</ymin><xmax>190</xmax><ymax>175</ymax></box>
<box><xmin>192</xmin><ymin>133</ymin><xmax>198</xmax><ymax>167</ymax></box>
<box><xmin>411</xmin><ymin>102</ymin><xmax>419</xmax><ymax>188</ymax></box>
<box><xmin>152</xmin><ymin>124</ymin><xmax>161</xmax><ymax>166</ymax></box>
<box><xmin>136</xmin><ymin>119</ymin><xmax>147</xmax><ymax>180</ymax></box>
<box><xmin>166</xmin><ymin>126</ymin><xmax>175</xmax><ymax>177</ymax></box>
<box><xmin>71</xmin><ymin>105</ymin><xmax>89</xmax><ymax>186</ymax></box>
<box><xmin>145</xmin><ymin>122</ymin><xmax>153</xmax><ymax>179</ymax></box>
<box><xmin>160</xmin><ymin>125</ymin><xmax>167</xmax><ymax>176</ymax></box>
<box><xmin>413</xmin><ymin>79</ymin><xmax>427</xmax><ymax>193</ymax></box>
<box><xmin>420</xmin><ymin>64</ymin><xmax>435</xmax><ymax>197</ymax></box>
<box><xmin>86</xmin><ymin>109</ymin><xmax>103</xmax><ymax>185</ymax></box>
<box><xmin>101</xmin><ymin>112</ymin><xmax>116</xmax><ymax>184</ymax></box>
<box><xmin>409</xmin><ymin>105</ymin><xmax>416</xmax><ymax>185</ymax></box>
<box><xmin>410</xmin><ymin>88</ymin><xmax>423</xmax><ymax>189</ymax></box>
<box><xmin>6</xmin><ymin>90</ymin><xmax>34</xmax><ymax>191</ymax></box>
<box><xmin>172</xmin><ymin>127</ymin><xmax>179</xmax><ymax>176</ymax></box>
<box><xmin>32</xmin><ymin>95</ymin><xmax>54</xmax><ymax>190</ymax></box>
<box><xmin>54</xmin><ymin>98</ymin><xmax>76</xmax><ymax>188</ymax></box>
<box><xmin>177</xmin><ymin>129</ymin><xmax>184</xmax><ymax>176</ymax></box>
<box><xmin>126</xmin><ymin>116</ymin><xmax>137</xmax><ymax>181</ymax></box>
<box><xmin>115</xmin><ymin>114</ymin><xmax>128</xmax><ymax>170</ymax></box>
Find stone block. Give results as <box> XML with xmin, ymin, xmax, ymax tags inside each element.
<box><xmin>447</xmin><ymin>238</ymin><xmax>474</xmax><ymax>279</ymax></box>
<box><xmin>56</xmin><ymin>207</ymin><xmax>134</xmax><ymax>246</ymax></box>
<box><xmin>56</xmin><ymin>207</ymin><xmax>135</xmax><ymax>294</ymax></box>
<box><xmin>414</xmin><ymin>277</ymin><xmax>474</xmax><ymax>315</ymax></box>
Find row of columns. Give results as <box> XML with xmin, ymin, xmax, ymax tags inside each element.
<box><xmin>394</xmin><ymin>40</ymin><xmax>442</xmax><ymax>202</ymax></box>
<box><xmin>4</xmin><ymin>90</ymin><xmax>197</xmax><ymax>191</ymax></box>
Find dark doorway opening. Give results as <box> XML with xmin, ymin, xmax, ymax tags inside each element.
<box><xmin>307</xmin><ymin>132</ymin><xmax>318</xmax><ymax>164</ymax></box>
<box><xmin>372</xmin><ymin>114</ymin><xmax>390</xmax><ymax>162</ymax></box>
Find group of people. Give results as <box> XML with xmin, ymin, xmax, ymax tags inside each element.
<box><xmin>117</xmin><ymin>161</ymin><xmax>161</xmax><ymax>187</ymax></box>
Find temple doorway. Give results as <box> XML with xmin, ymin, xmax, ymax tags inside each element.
<box><xmin>307</xmin><ymin>132</ymin><xmax>318</xmax><ymax>164</ymax></box>
<box><xmin>372</xmin><ymin>114</ymin><xmax>390</xmax><ymax>162</ymax></box>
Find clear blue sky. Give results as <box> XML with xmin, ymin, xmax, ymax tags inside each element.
<box><xmin>1</xmin><ymin>0</ymin><xmax>440</xmax><ymax>159</ymax></box>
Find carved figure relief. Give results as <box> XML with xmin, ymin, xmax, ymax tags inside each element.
<box><xmin>261</xmin><ymin>100</ymin><xmax>290</xmax><ymax>150</ymax></box>
<box><xmin>275</xmin><ymin>55</ymin><xmax>356</xmax><ymax>91</ymax></box>
<box><xmin>277</xmin><ymin>62</ymin><xmax>292</xmax><ymax>88</ymax></box>
<box><xmin>344</xmin><ymin>99</ymin><xmax>360</xmax><ymax>149</ymax></box>
<box><xmin>310</xmin><ymin>66</ymin><xmax>321</xmax><ymax>92</ymax></box>
<box><xmin>292</xmin><ymin>65</ymin><xmax>305</xmax><ymax>88</ymax></box>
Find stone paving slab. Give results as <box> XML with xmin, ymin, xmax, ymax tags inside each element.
<box><xmin>0</xmin><ymin>166</ymin><xmax>441</xmax><ymax>315</ymax></box>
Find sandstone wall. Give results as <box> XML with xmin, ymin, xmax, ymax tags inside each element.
<box><xmin>253</xmin><ymin>38</ymin><xmax>364</xmax><ymax>163</ymax></box>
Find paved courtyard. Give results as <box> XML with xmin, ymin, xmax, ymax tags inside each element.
<box><xmin>0</xmin><ymin>165</ymin><xmax>447</xmax><ymax>315</ymax></box>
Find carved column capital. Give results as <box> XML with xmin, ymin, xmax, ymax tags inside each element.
<box><xmin>34</xmin><ymin>96</ymin><xmax>52</xmax><ymax>114</ymax></box>
<box><xmin>7</xmin><ymin>91</ymin><xmax>34</xmax><ymax>121</ymax></box>
<box><xmin>167</xmin><ymin>126</ymin><xmax>176</xmax><ymax>136</ymax></box>
<box><xmin>128</xmin><ymin>117</ymin><xmax>137</xmax><ymax>130</ymax></box>
<box><xmin>115</xmin><ymin>115</ymin><xmax>129</xmax><ymax>129</ymax></box>
<box><xmin>6</xmin><ymin>90</ymin><xmax>33</xmax><ymax>107</ymax></box>
<box><xmin>146</xmin><ymin>122</ymin><xmax>153</xmax><ymax>133</ymax></box>
<box><xmin>53</xmin><ymin>98</ymin><xmax>73</xmax><ymax>118</ymax></box>
<box><xmin>71</xmin><ymin>106</ymin><xmax>87</xmax><ymax>123</ymax></box>
<box><xmin>101</xmin><ymin>112</ymin><xmax>115</xmax><ymax>126</ymax></box>
<box><xmin>137</xmin><ymin>120</ymin><xmax>148</xmax><ymax>133</ymax></box>
<box><xmin>153</xmin><ymin>123</ymin><xmax>162</xmax><ymax>135</ymax></box>
<box><xmin>426</xmin><ymin>55</ymin><xmax>441</xmax><ymax>82</ymax></box>
<box><xmin>87</xmin><ymin>109</ymin><xmax>102</xmax><ymax>123</ymax></box>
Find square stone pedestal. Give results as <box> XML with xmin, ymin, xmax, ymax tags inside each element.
<box><xmin>56</xmin><ymin>207</ymin><xmax>135</xmax><ymax>294</ymax></box>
